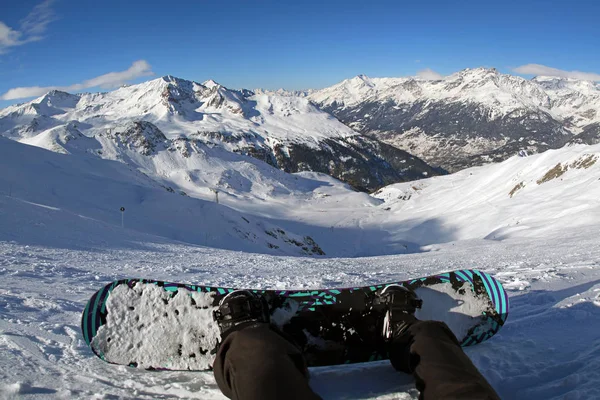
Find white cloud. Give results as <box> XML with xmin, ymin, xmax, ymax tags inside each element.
<box><xmin>0</xmin><ymin>0</ymin><xmax>56</xmax><ymax>54</ymax></box>
<box><xmin>513</xmin><ymin>64</ymin><xmax>600</xmax><ymax>81</ymax></box>
<box><xmin>416</xmin><ymin>68</ymin><xmax>444</xmax><ymax>80</ymax></box>
<box><xmin>20</xmin><ymin>0</ymin><xmax>56</xmax><ymax>37</ymax></box>
<box><xmin>78</xmin><ymin>60</ymin><xmax>154</xmax><ymax>89</ymax></box>
<box><xmin>0</xmin><ymin>22</ymin><xmax>24</xmax><ymax>49</ymax></box>
<box><xmin>0</xmin><ymin>60</ymin><xmax>154</xmax><ymax>100</ymax></box>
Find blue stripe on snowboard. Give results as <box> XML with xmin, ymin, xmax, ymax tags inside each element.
<box><xmin>437</xmin><ymin>272</ymin><xmax>450</xmax><ymax>281</ymax></box>
<box><xmin>454</xmin><ymin>270</ymin><xmax>471</xmax><ymax>282</ymax></box>
<box><xmin>82</xmin><ymin>302</ymin><xmax>91</xmax><ymax>344</ymax></box>
<box><xmin>476</xmin><ymin>271</ymin><xmax>496</xmax><ymax>309</ymax></box>
<box><xmin>485</xmin><ymin>271</ymin><xmax>508</xmax><ymax>318</ymax></box>
<box><xmin>483</xmin><ymin>273</ymin><xmax>502</xmax><ymax>315</ymax></box>
<box><xmin>486</xmin><ymin>273</ymin><xmax>504</xmax><ymax>316</ymax></box>
<box><xmin>462</xmin><ymin>269</ymin><xmax>475</xmax><ymax>279</ymax></box>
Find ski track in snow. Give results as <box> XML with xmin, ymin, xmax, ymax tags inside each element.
<box><xmin>1</xmin><ymin>227</ymin><xmax>600</xmax><ymax>399</ymax></box>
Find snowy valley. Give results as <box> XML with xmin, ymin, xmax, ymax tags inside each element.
<box><xmin>1</xmin><ymin>72</ymin><xmax>600</xmax><ymax>399</ymax></box>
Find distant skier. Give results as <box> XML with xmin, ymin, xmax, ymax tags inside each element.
<box><xmin>212</xmin><ymin>285</ymin><xmax>500</xmax><ymax>400</ymax></box>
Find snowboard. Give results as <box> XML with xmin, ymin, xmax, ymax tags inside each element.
<box><xmin>81</xmin><ymin>269</ymin><xmax>508</xmax><ymax>371</ymax></box>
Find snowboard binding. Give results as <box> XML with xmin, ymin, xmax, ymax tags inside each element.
<box><xmin>213</xmin><ymin>290</ymin><xmax>270</xmax><ymax>335</ymax></box>
<box><xmin>377</xmin><ymin>285</ymin><xmax>423</xmax><ymax>341</ymax></box>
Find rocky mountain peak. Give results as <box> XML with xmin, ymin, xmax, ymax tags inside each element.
<box><xmin>43</xmin><ymin>89</ymin><xmax>77</xmax><ymax>99</ymax></box>
<box><xmin>354</xmin><ymin>74</ymin><xmax>371</xmax><ymax>81</ymax></box>
<box><xmin>348</xmin><ymin>74</ymin><xmax>375</xmax><ymax>87</ymax></box>
<box><xmin>160</xmin><ymin>75</ymin><xmax>189</xmax><ymax>85</ymax></box>
<box><xmin>457</xmin><ymin>67</ymin><xmax>499</xmax><ymax>78</ymax></box>
<box><xmin>109</xmin><ymin>121</ymin><xmax>167</xmax><ymax>156</ymax></box>
<box><xmin>202</xmin><ymin>79</ymin><xmax>220</xmax><ymax>89</ymax></box>
<box><xmin>34</xmin><ymin>90</ymin><xmax>80</xmax><ymax>112</ymax></box>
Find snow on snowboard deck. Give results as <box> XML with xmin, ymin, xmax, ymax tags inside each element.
<box><xmin>81</xmin><ymin>269</ymin><xmax>509</xmax><ymax>371</ymax></box>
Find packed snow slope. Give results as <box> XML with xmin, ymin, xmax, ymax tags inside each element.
<box><xmin>0</xmin><ymin>136</ymin><xmax>328</xmax><ymax>256</ymax></box>
<box><xmin>2</xmin><ymin>136</ymin><xmax>600</xmax><ymax>398</ymax></box>
<box><xmin>1</xmin><ymin>211</ymin><xmax>600</xmax><ymax>399</ymax></box>
<box><xmin>371</xmin><ymin>144</ymin><xmax>600</xmax><ymax>244</ymax></box>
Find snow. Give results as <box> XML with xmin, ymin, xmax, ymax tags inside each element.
<box><xmin>94</xmin><ymin>284</ymin><xmax>220</xmax><ymax>371</ymax></box>
<box><xmin>307</xmin><ymin>68</ymin><xmax>600</xmax><ymax>129</ymax></box>
<box><xmin>0</xmin><ymin>136</ymin><xmax>330</xmax><ymax>257</ymax></box>
<box><xmin>2</xmin><ymin>224</ymin><xmax>600</xmax><ymax>399</ymax></box>
<box><xmin>0</xmin><ymin>76</ymin><xmax>358</xmax><ymax>153</ymax></box>
<box><xmin>532</xmin><ymin>76</ymin><xmax>600</xmax><ymax>131</ymax></box>
<box><xmin>1</xmin><ymin>122</ymin><xmax>600</xmax><ymax>398</ymax></box>
<box><xmin>415</xmin><ymin>282</ymin><xmax>492</xmax><ymax>340</ymax></box>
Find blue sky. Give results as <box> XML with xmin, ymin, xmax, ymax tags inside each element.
<box><xmin>1</xmin><ymin>0</ymin><xmax>599</xmax><ymax>107</ymax></box>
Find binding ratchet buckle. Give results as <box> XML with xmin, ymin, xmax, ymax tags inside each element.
<box><xmin>376</xmin><ymin>285</ymin><xmax>423</xmax><ymax>313</ymax></box>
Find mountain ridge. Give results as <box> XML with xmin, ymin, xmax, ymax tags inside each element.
<box><xmin>3</xmin><ymin>67</ymin><xmax>600</xmax><ymax>181</ymax></box>
<box><xmin>0</xmin><ymin>75</ymin><xmax>440</xmax><ymax>192</ymax></box>
<box><xmin>301</xmin><ymin>68</ymin><xmax>600</xmax><ymax>171</ymax></box>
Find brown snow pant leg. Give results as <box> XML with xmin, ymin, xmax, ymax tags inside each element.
<box><xmin>390</xmin><ymin>320</ymin><xmax>500</xmax><ymax>400</ymax></box>
<box><xmin>213</xmin><ymin>323</ymin><xmax>322</xmax><ymax>400</ymax></box>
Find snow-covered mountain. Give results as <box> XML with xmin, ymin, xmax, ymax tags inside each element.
<box><xmin>306</xmin><ymin>68</ymin><xmax>600</xmax><ymax>172</ymax></box>
<box><xmin>0</xmin><ymin>76</ymin><xmax>440</xmax><ymax>192</ymax></box>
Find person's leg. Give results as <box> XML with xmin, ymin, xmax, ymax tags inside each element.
<box><xmin>213</xmin><ymin>323</ymin><xmax>323</xmax><ymax>400</ymax></box>
<box><xmin>390</xmin><ymin>320</ymin><xmax>500</xmax><ymax>400</ymax></box>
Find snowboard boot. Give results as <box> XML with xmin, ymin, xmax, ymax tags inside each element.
<box><xmin>379</xmin><ymin>284</ymin><xmax>423</xmax><ymax>341</ymax></box>
<box><xmin>213</xmin><ymin>290</ymin><xmax>270</xmax><ymax>337</ymax></box>
<box><xmin>378</xmin><ymin>284</ymin><xmax>423</xmax><ymax>373</ymax></box>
